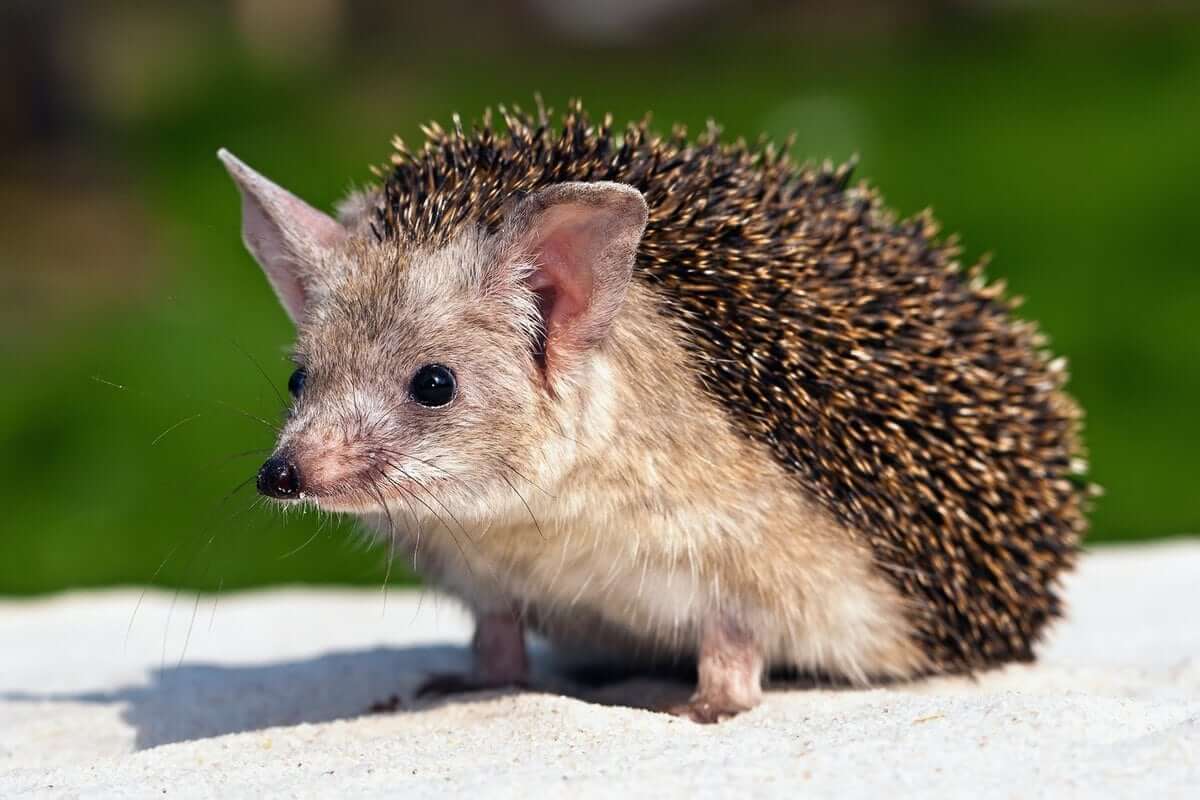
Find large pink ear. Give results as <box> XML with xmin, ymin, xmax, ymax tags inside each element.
<box><xmin>501</xmin><ymin>181</ymin><xmax>649</xmax><ymax>374</ymax></box>
<box><xmin>218</xmin><ymin>149</ymin><xmax>347</xmax><ymax>324</ymax></box>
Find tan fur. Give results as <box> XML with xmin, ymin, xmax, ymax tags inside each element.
<box><xmin>282</xmin><ymin>220</ymin><xmax>926</xmax><ymax>684</ymax></box>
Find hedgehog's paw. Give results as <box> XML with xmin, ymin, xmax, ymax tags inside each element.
<box><xmin>666</xmin><ymin>617</ymin><xmax>765</xmax><ymax>724</ymax></box>
<box><xmin>411</xmin><ymin>609</ymin><xmax>530</xmax><ymax>701</ymax></box>
<box><xmin>665</xmin><ymin>692</ymin><xmax>758</xmax><ymax>724</ymax></box>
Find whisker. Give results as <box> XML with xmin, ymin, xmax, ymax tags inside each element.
<box><xmin>161</xmin><ymin>495</ymin><xmax>265</xmax><ymax>669</ymax></box>
<box><xmin>178</xmin><ymin>591</ymin><xmax>204</xmax><ymax>669</ymax></box>
<box><xmin>91</xmin><ymin>374</ymin><xmax>281</xmax><ymax>435</ymax></box>
<box><xmin>402</xmin><ymin>497</ymin><xmax>423</xmax><ymax>573</ymax></box>
<box><xmin>212</xmin><ymin>399</ymin><xmax>281</xmax><ymax>434</ymax></box>
<box><xmin>277</xmin><ymin>513</ymin><xmax>329</xmax><ymax>560</ymax></box>
<box><xmin>126</xmin><ymin>473</ymin><xmax>258</xmax><ymax>649</ymax></box>
<box><xmin>220</xmin><ymin>473</ymin><xmax>260</xmax><ymax>503</ymax></box>
<box><xmin>208</xmin><ymin>577</ymin><xmax>223</xmax><ymax>633</ymax></box>
<box><xmin>184</xmin><ymin>495</ymin><xmax>268</xmax><ymax>664</ymax></box>
<box><xmin>377</xmin><ymin>448</ymin><xmax>461</xmax><ymax>483</ymax></box>
<box><xmin>491</xmin><ymin>454</ymin><xmax>556</xmax><ymax>498</ymax></box>
<box><xmin>161</xmin><ymin>586</ymin><xmax>181</xmax><ymax>670</ymax></box>
<box><xmin>372</xmin><ymin>465</ymin><xmax>475</xmax><ymax>579</ymax></box>
<box><xmin>372</xmin><ymin>475</ymin><xmax>424</xmax><ymax>573</ymax></box>
<box><xmin>378</xmin><ymin>456</ymin><xmax>475</xmax><ymax>544</ymax></box>
<box><xmin>498</xmin><ymin>469</ymin><xmax>547</xmax><ymax>541</ymax></box>
<box><xmin>229</xmin><ymin>339</ymin><xmax>287</xmax><ymax>410</ymax></box>
<box><xmin>410</xmin><ymin>579</ymin><xmax>428</xmax><ymax>626</ymax></box>
<box><xmin>90</xmin><ymin>375</ymin><xmax>129</xmax><ymax>391</ymax></box>
<box><xmin>193</xmin><ymin>447</ymin><xmax>273</xmax><ymax>477</ymax></box>
<box><xmin>376</xmin><ymin>448</ymin><xmax>482</xmax><ymax>502</ymax></box>
<box><xmin>125</xmin><ymin>541</ymin><xmax>181</xmax><ymax>651</ymax></box>
<box><xmin>365</xmin><ymin>478</ymin><xmax>398</xmax><ymax>616</ymax></box>
<box><xmin>150</xmin><ymin>413</ymin><xmax>204</xmax><ymax>446</ymax></box>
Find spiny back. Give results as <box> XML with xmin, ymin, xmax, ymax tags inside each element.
<box><xmin>375</xmin><ymin>100</ymin><xmax>1090</xmax><ymax>673</ymax></box>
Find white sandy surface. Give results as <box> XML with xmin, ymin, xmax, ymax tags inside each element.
<box><xmin>2</xmin><ymin>540</ymin><xmax>1198</xmax><ymax>798</ymax></box>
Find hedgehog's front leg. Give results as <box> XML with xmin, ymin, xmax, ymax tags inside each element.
<box><xmin>470</xmin><ymin>610</ymin><xmax>530</xmax><ymax>685</ymax></box>
<box><xmin>415</xmin><ymin>610</ymin><xmax>529</xmax><ymax>697</ymax></box>
<box><xmin>670</xmin><ymin>618</ymin><xmax>764</xmax><ymax>723</ymax></box>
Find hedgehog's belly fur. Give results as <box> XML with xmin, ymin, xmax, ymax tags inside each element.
<box><xmin>371</xmin><ymin>488</ymin><xmax>928</xmax><ymax>684</ymax></box>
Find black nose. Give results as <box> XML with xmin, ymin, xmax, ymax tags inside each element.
<box><xmin>257</xmin><ymin>454</ymin><xmax>302</xmax><ymax>499</ymax></box>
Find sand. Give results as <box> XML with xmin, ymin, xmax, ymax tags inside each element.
<box><xmin>2</xmin><ymin>540</ymin><xmax>1198</xmax><ymax>798</ymax></box>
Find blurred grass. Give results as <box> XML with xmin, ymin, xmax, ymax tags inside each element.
<box><xmin>0</xmin><ymin>9</ymin><xmax>1197</xmax><ymax>594</ymax></box>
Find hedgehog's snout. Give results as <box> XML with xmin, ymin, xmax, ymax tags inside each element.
<box><xmin>257</xmin><ymin>452</ymin><xmax>303</xmax><ymax>499</ymax></box>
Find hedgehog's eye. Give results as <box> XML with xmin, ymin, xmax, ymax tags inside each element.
<box><xmin>287</xmin><ymin>367</ymin><xmax>307</xmax><ymax>398</ymax></box>
<box><xmin>410</xmin><ymin>364</ymin><xmax>456</xmax><ymax>407</ymax></box>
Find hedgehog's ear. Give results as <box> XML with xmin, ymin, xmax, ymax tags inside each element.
<box><xmin>218</xmin><ymin>148</ymin><xmax>346</xmax><ymax>324</ymax></box>
<box><xmin>499</xmin><ymin>181</ymin><xmax>649</xmax><ymax>374</ymax></box>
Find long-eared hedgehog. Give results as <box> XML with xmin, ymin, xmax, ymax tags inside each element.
<box><xmin>219</xmin><ymin>99</ymin><xmax>1091</xmax><ymax>723</ymax></box>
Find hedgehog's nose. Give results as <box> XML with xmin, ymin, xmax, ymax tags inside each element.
<box><xmin>257</xmin><ymin>454</ymin><xmax>302</xmax><ymax>499</ymax></box>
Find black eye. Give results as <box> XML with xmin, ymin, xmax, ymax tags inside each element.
<box><xmin>410</xmin><ymin>364</ymin><xmax>456</xmax><ymax>407</ymax></box>
<box><xmin>287</xmin><ymin>367</ymin><xmax>307</xmax><ymax>398</ymax></box>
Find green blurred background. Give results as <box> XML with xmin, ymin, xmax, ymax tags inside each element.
<box><xmin>1</xmin><ymin>1</ymin><xmax>1197</xmax><ymax>595</ymax></box>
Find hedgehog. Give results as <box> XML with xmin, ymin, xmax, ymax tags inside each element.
<box><xmin>218</xmin><ymin>99</ymin><xmax>1090</xmax><ymax>723</ymax></box>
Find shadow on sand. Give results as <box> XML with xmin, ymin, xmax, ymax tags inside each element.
<box><xmin>1</xmin><ymin>643</ymin><xmax>705</xmax><ymax>749</ymax></box>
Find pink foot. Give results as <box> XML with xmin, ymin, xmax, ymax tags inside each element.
<box><xmin>665</xmin><ymin>618</ymin><xmax>764</xmax><ymax>724</ymax></box>
<box><xmin>666</xmin><ymin>692</ymin><xmax>758</xmax><ymax>724</ymax></box>
<box><xmin>406</xmin><ymin>610</ymin><xmax>530</xmax><ymax>704</ymax></box>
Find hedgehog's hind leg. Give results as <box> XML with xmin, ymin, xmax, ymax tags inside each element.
<box><xmin>667</xmin><ymin>617</ymin><xmax>764</xmax><ymax>724</ymax></box>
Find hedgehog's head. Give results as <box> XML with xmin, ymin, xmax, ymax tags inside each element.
<box><xmin>218</xmin><ymin>149</ymin><xmax>648</xmax><ymax>523</ymax></box>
